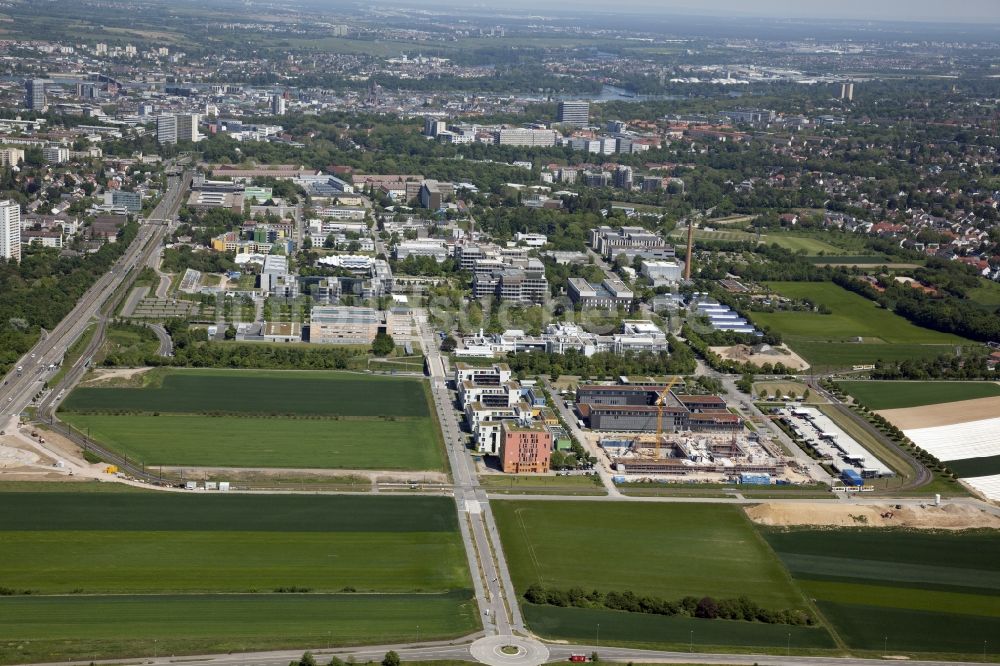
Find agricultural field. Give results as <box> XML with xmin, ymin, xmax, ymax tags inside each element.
<box><xmin>59</xmin><ymin>369</ymin><xmax>444</xmax><ymax>471</ymax></box>
<box><xmin>837</xmin><ymin>381</ymin><xmax>1000</xmax><ymax>410</ymax></box>
<box><xmin>57</xmin><ymin>414</ymin><xmax>441</xmax><ymax>470</ymax></box>
<box><xmin>0</xmin><ymin>490</ymin><xmax>477</xmax><ymax>664</ymax></box>
<box><xmin>763</xmin><ymin>528</ymin><xmax>1000</xmax><ymax>657</ymax></box>
<box><xmin>493</xmin><ymin>501</ymin><xmax>834</xmax><ymax>651</ymax></box>
<box><xmin>837</xmin><ymin>381</ymin><xmax>1000</xmax><ymax>500</ymax></box>
<box><xmin>752</xmin><ymin>282</ymin><xmax>968</xmax><ymax>369</ymax></box>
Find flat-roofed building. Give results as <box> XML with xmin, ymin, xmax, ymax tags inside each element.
<box><xmin>0</xmin><ymin>147</ymin><xmax>25</xmax><ymax>166</ymax></box>
<box><xmin>567</xmin><ymin>276</ymin><xmax>633</xmax><ymax>309</ymax></box>
<box><xmin>309</xmin><ymin>305</ymin><xmax>385</xmax><ymax>345</ymax></box>
<box><xmin>500</xmin><ymin>421</ymin><xmax>552</xmax><ymax>473</ymax></box>
<box><xmin>0</xmin><ymin>199</ymin><xmax>21</xmax><ymax>261</ymax></box>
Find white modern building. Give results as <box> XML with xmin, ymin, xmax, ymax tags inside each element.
<box><xmin>0</xmin><ymin>200</ymin><xmax>22</xmax><ymax>262</ymax></box>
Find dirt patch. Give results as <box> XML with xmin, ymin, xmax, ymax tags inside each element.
<box><xmin>80</xmin><ymin>367</ymin><xmax>153</xmax><ymax>387</ymax></box>
<box><xmin>157</xmin><ymin>466</ymin><xmax>448</xmax><ymax>485</ymax></box>
<box><xmin>745</xmin><ymin>501</ymin><xmax>1000</xmax><ymax>530</ymax></box>
<box><xmin>878</xmin><ymin>396</ymin><xmax>1000</xmax><ymax>430</ymax></box>
<box><xmin>711</xmin><ymin>343</ymin><xmax>810</xmax><ymax>371</ymax></box>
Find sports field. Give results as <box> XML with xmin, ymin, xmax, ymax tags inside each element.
<box><xmin>837</xmin><ymin>381</ymin><xmax>1000</xmax><ymax>410</ymax></box>
<box><xmin>752</xmin><ymin>283</ymin><xmax>967</xmax><ymax>369</ymax></box>
<box><xmin>492</xmin><ymin>501</ymin><xmax>834</xmax><ymax>650</ymax></box>
<box><xmin>0</xmin><ymin>490</ymin><xmax>477</xmax><ymax>662</ymax></box>
<box><xmin>59</xmin><ymin>369</ymin><xmax>444</xmax><ymax>471</ymax></box>
<box><xmin>763</xmin><ymin>528</ymin><xmax>1000</xmax><ymax>656</ymax></box>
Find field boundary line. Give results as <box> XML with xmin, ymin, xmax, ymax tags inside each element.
<box><xmin>514</xmin><ymin>507</ymin><xmax>545</xmax><ymax>587</ymax></box>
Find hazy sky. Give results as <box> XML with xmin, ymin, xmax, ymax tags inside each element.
<box><xmin>465</xmin><ymin>0</ymin><xmax>1000</xmax><ymax>24</ymax></box>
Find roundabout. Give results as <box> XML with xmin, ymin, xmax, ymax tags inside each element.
<box><xmin>470</xmin><ymin>635</ymin><xmax>550</xmax><ymax>666</ymax></box>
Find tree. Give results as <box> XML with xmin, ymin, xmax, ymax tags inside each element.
<box><xmin>381</xmin><ymin>651</ymin><xmax>401</xmax><ymax>666</ymax></box>
<box><xmin>224</xmin><ymin>325</ymin><xmax>237</xmax><ymax>340</ymax></box>
<box><xmin>328</xmin><ymin>657</ymin><xmax>346</xmax><ymax>666</ymax></box>
<box><xmin>289</xmin><ymin>652</ymin><xmax>317</xmax><ymax>666</ymax></box>
<box><xmin>440</xmin><ymin>335</ymin><xmax>457</xmax><ymax>352</ymax></box>
<box><xmin>371</xmin><ymin>331</ymin><xmax>395</xmax><ymax>356</ymax></box>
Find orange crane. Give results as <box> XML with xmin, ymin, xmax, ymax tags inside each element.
<box><xmin>652</xmin><ymin>376</ymin><xmax>683</xmax><ymax>459</ymax></box>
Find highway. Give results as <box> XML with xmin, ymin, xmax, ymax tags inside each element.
<box><xmin>1</xmin><ymin>171</ymin><xmax>189</xmax><ymax>428</ymax></box>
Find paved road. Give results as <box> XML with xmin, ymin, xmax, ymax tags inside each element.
<box><xmin>413</xmin><ymin>307</ymin><xmax>524</xmax><ymax>636</ymax></box>
<box><xmin>0</xmin><ymin>172</ymin><xmax>189</xmax><ymax>421</ymax></box>
<box><xmin>145</xmin><ymin>322</ymin><xmax>173</xmax><ymax>356</ymax></box>
<box><xmin>807</xmin><ymin>378</ymin><xmax>931</xmax><ymax>490</ymax></box>
<box><xmin>541</xmin><ymin>377</ymin><xmax>621</xmax><ymax>497</ymax></box>
<box><xmin>20</xmin><ymin>636</ymin><xmax>997</xmax><ymax>666</ymax></box>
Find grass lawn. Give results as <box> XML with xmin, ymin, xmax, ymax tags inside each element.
<box><xmin>756</xmin><ymin>283</ymin><xmax>966</xmax><ymax>344</ymax></box>
<box><xmin>493</xmin><ymin>501</ymin><xmax>805</xmax><ymax>610</ymax></box>
<box><xmin>763</xmin><ymin>234</ymin><xmax>845</xmax><ymax>254</ymax></box>
<box><xmin>479</xmin><ymin>474</ymin><xmax>606</xmax><ymax>496</ymax></box>
<box><xmin>0</xmin><ymin>491</ymin><xmax>476</xmax><ymax>663</ymax></box>
<box><xmin>781</xmin><ymin>341</ymin><xmax>960</xmax><ymax>370</ymax></box>
<box><xmin>61</xmin><ymin>368</ymin><xmax>430</xmax><ymax>417</ymax></box>
<box><xmin>836</xmin><ymin>381</ymin><xmax>1000</xmax><ymax>410</ymax></box>
<box><xmin>751</xmin><ymin>282</ymin><xmax>967</xmax><ymax>370</ymax></box>
<box><xmin>763</xmin><ymin>528</ymin><xmax>1000</xmax><ymax>656</ymax></box>
<box><xmin>60</xmin><ymin>413</ymin><xmax>444</xmax><ymax>470</ymax></box>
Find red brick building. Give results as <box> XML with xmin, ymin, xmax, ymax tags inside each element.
<box><xmin>499</xmin><ymin>422</ymin><xmax>552</xmax><ymax>474</ymax></box>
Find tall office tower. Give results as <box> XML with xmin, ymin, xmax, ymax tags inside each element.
<box><xmin>613</xmin><ymin>165</ymin><xmax>634</xmax><ymax>190</ymax></box>
<box><xmin>0</xmin><ymin>200</ymin><xmax>21</xmax><ymax>262</ymax></box>
<box><xmin>156</xmin><ymin>114</ymin><xmax>178</xmax><ymax>144</ymax></box>
<box><xmin>557</xmin><ymin>100</ymin><xmax>590</xmax><ymax>127</ymax></box>
<box><xmin>271</xmin><ymin>94</ymin><xmax>286</xmax><ymax>116</ymax></box>
<box><xmin>24</xmin><ymin>79</ymin><xmax>46</xmax><ymax>110</ymax></box>
<box><xmin>175</xmin><ymin>113</ymin><xmax>200</xmax><ymax>142</ymax></box>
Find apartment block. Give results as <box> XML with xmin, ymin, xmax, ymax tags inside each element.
<box><xmin>500</xmin><ymin>421</ymin><xmax>552</xmax><ymax>473</ymax></box>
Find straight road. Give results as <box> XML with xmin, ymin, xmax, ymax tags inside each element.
<box><xmin>20</xmin><ymin>635</ymin><xmax>996</xmax><ymax>666</ymax></box>
<box><xmin>413</xmin><ymin>307</ymin><xmax>525</xmax><ymax>636</ymax></box>
<box><xmin>0</xmin><ymin>173</ymin><xmax>187</xmax><ymax>420</ymax></box>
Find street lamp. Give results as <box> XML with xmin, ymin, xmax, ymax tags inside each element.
<box><xmin>689</xmin><ymin>630</ymin><xmax>694</xmax><ymax>653</ymax></box>
<box><xmin>596</xmin><ymin>623</ymin><xmax>600</xmax><ymax>650</ymax></box>
<box><xmin>884</xmin><ymin>635</ymin><xmax>888</xmax><ymax>654</ymax></box>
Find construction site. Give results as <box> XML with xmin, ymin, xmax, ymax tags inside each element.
<box><xmin>575</xmin><ymin>378</ymin><xmax>797</xmax><ymax>483</ymax></box>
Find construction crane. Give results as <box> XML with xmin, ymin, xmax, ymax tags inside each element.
<box><xmin>651</xmin><ymin>375</ymin><xmax>683</xmax><ymax>459</ymax></box>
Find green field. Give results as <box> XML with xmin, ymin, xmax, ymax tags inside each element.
<box><xmin>752</xmin><ymin>282</ymin><xmax>967</xmax><ymax>369</ymax></box>
<box><xmin>0</xmin><ymin>593</ymin><xmax>476</xmax><ymax>665</ymax></box>
<box><xmin>60</xmin><ymin>369</ymin><xmax>444</xmax><ymax>470</ymax></box>
<box><xmin>947</xmin><ymin>455</ymin><xmax>1000</xmax><ymax>478</ymax></box>
<box><xmin>0</xmin><ymin>491</ymin><xmax>476</xmax><ymax>663</ymax></box>
<box><xmin>764</xmin><ymin>528</ymin><xmax>1000</xmax><ymax>656</ymax></box>
<box><xmin>836</xmin><ymin>381</ymin><xmax>1000</xmax><ymax>410</ymax></box>
<box><xmin>763</xmin><ymin>234</ymin><xmax>846</xmax><ymax>254</ymax></box>
<box><xmin>60</xmin><ymin>414</ymin><xmax>441</xmax><ymax>470</ymax></box>
<box><xmin>62</xmin><ymin>368</ymin><xmax>429</xmax><ymax>416</ymax></box>
<box><xmin>493</xmin><ymin>501</ymin><xmax>831</xmax><ymax>650</ymax></box>
<box><xmin>494</xmin><ymin>501</ymin><xmax>803</xmax><ymax>607</ymax></box>
<box><xmin>523</xmin><ymin>604</ymin><xmax>836</xmax><ymax>650</ymax></box>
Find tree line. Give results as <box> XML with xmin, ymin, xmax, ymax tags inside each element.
<box><xmin>524</xmin><ymin>584</ymin><xmax>815</xmax><ymax>627</ymax></box>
